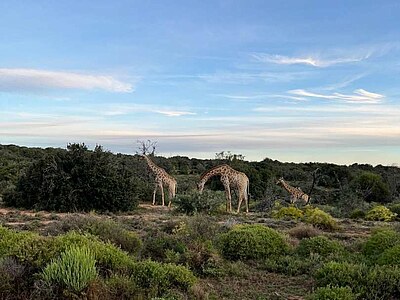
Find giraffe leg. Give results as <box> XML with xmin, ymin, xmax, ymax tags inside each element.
<box><xmin>237</xmin><ymin>193</ymin><xmax>243</xmax><ymax>213</ymax></box>
<box><xmin>152</xmin><ymin>183</ymin><xmax>158</xmax><ymax>205</ymax></box>
<box><xmin>168</xmin><ymin>188</ymin><xmax>172</xmax><ymax>207</ymax></box>
<box><xmin>160</xmin><ymin>183</ymin><xmax>165</xmax><ymax>206</ymax></box>
<box><xmin>245</xmin><ymin>193</ymin><xmax>249</xmax><ymax>213</ymax></box>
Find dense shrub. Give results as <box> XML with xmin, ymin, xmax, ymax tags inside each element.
<box><xmin>218</xmin><ymin>224</ymin><xmax>288</xmax><ymax>260</ymax></box>
<box><xmin>143</xmin><ymin>232</ymin><xmax>187</xmax><ymax>262</ymax></box>
<box><xmin>174</xmin><ymin>190</ymin><xmax>225</xmax><ymax>215</ymax></box>
<box><xmin>41</xmin><ymin>245</ymin><xmax>97</xmax><ymax>293</ymax></box>
<box><xmin>104</xmin><ymin>274</ymin><xmax>138</xmax><ymax>299</ymax></box>
<box><xmin>307</xmin><ymin>286</ymin><xmax>356</xmax><ymax>300</ymax></box>
<box><xmin>303</xmin><ymin>207</ymin><xmax>338</xmax><ymax>230</ymax></box>
<box><xmin>349</xmin><ymin>209</ymin><xmax>366</xmax><ymax>220</ymax></box>
<box><xmin>289</xmin><ymin>224</ymin><xmax>321</xmax><ymax>240</ymax></box>
<box><xmin>3</xmin><ymin>144</ymin><xmax>138</xmax><ymax>212</ymax></box>
<box><xmin>377</xmin><ymin>245</ymin><xmax>400</xmax><ymax>265</ymax></box>
<box><xmin>296</xmin><ymin>236</ymin><xmax>345</xmax><ymax>258</ymax></box>
<box><xmin>351</xmin><ymin>171</ymin><xmax>390</xmax><ymax>203</ymax></box>
<box><xmin>53</xmin><ymin>215</ymin><xmax>142</xmax><ymax>255</ymax></box>
<box><xmin>389</xmin><ymin>203</ymin><xmax>400</xmax><ymax>218</ymax></box>
<box><xmin>272</xmin><ymin>206</ymin><xmax>303</xmax><ymax>220</ymax></box>
<box><xmin>173</xmin><ymin>214</ymin><xmax>222</xmax><ymax>243</ymax></box>
<box><xmin>263</xmin><ymin>254</ymin><xmax>323</xmax><ymax>276</ymax></box>
<box><xmin>365</xmin><ymin>205</ymin><xmax>396</xmax><ymax>221</ymax></box>
<box><xmin>362</xmin><ymin>229</ymin><xmax>400</xmax><ymax>257</ymax></box>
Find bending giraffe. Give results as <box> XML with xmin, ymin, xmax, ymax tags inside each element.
<box><xmin>142</xmin><ymin>154</ymin><xmax>177</xmax><ymax>207</ymax></box>
<box><xmin>276</xmin><ymin>177</ymin><xmax>310</xmax><ymax>205</ymax></box>
<box><xmin>197</xmin><ymin>164</ymin><xmax>249</xmax><ymax>213</ymax></box>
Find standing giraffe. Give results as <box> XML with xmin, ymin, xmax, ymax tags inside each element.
<box><xmin>197</xmin><ymin>164</ymin><xmax>249</xmax><ymax>213</ymax></box>
<box><xmin>276</xmin><ymin>177</ymin><xmax>310</xmax><ymax>205</ymax></box>
<box><xmin>142</xmin><ymin>154</ymin><xmax>177</xmax><ymax>207</ymax></box>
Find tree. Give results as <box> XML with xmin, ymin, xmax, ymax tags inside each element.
<box><xmin>351</xmin><ymin>171</ymin><xmax>390</xmax><ymax>203</ymax></box>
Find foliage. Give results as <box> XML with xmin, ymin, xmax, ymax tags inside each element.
<box><xmin>349</xmin><ymin>209</ymin><xmax>366</xmax><ymax>219</ymax></box>
<box><xmin>377</xmin><ymin>245</ymin><xmax>400</xmax><ymax>265</ymax></box>
<box><xmin>263</xmin><ymin>253</ymin><xmax>324</xmax><ymax>276</ymax></box>
<box><xmin>303</xmin><ymin>207</ymin><xmax>338</xmax><ymax>230</ymax></box>
<box><xmin>351</xmin><ymin>171</ymin><xmax>390</xmax><ymax>203</ymax></box>
<box><xmin>362</xmin><ymin>229</ymin><xmax>400</xmax><ymax>257</ymax></box>
<box><xmin>41</xmin><ymin>245</ymin><xmax>97</xmax><ymax>293</ymax></box>
<box><xmin>3</xmin><ymin>143</ymin><xmax>138</xmax><ymax>212</ymax></box>
<box><xmin>307</xmin><ymin>286</ymin><xmax>356</xmax><ymax>300</ymax></box>
<box><xmin>365</xmin><ymin>205</ymin><xmax>397</xmax><ymax>221</ymax></box>
<box><xmin>103</xmin><ymin>274</ymin><xmax>139</xmax><ymax>299</ymax></box>
<box><xmin>296</xmin><ymin>236</ymin><xmax>345</xmax><ymax>258</ymax></box>
<box><xmin>174</xmin><ymin>190</ymin><xmax>225</xmax><ymax>215</ymax></box>
<box><xmin>143</xmin><ymin>232</ymin><xmax>187</xmax><ymax>262</ymax></box>
<box><xmin>289</xmin><ymin>224</ymin><xmax>321</xmax><ymax>240</ymax></box>
<box><xmin>388</xmin><ymin>203</ymin><xmax>400</xmax><ymax>218</ymax></box>
<box><xmin>272</xmin><ymin>206</ymin><xmax>303</xmax><ymax>220</ymax></box>
<box><xmin>218</xmin><ymin>224</ymin><xmax>289</xmax><ymax>260</ymax></box>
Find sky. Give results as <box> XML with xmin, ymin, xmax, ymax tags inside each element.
<box><xmin>1</xmin><ymin>1</ymin><xmax>400</xmax><ymax>165</ymax></box>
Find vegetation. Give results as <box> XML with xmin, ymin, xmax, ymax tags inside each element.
<box><xmin>365</xmin><ymin>205</ymin><xmax>397</xmax><ymax>221</ymax></box>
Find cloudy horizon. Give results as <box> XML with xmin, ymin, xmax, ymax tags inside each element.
<box><xmin>1</xmin><ymin>1</ymin><xmax>400</xmax><ymax>166</ymax></box>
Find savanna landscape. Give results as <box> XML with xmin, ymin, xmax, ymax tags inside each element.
<box><xmin>1</xmin><ymin>143</ymin><xmax>400</xmax><ymax>300</ymax></box>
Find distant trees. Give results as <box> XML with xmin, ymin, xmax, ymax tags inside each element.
<box><xmin>4</xmin><ymin>143</ymin><xmax>138</xmax><ymax>212</ymax></box>
<box><xmin>351</xmin><ymin>171</ymin><xmax>390</xmax><ymax>203</ymax></box>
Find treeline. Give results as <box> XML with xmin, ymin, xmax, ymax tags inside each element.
<box><xmin>0</xmin><ymin>144</ymin><xmax>399</xmax><ymax>213</ymax></box>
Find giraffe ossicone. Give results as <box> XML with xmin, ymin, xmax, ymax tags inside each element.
<box><xmin>197</xmin><ymin>164</ymin><xmax>249</xmax><ymax>213</ymax></box>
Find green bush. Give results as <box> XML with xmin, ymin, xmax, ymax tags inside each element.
<box><xmin>41</xmin><ymin>245</ymin><xmax>97</xmax><ymax>293</ymax></box>
<box><xmin>58</xmin><ymin>215</ymin><xmax>142</xmax><ymax>255</ymax></box>
<box><xmin>362</xmin><ymin>228</ymin><xmax>400</xmax><ymax>257</ymax></box>
<box><xmin>307</xmin><ymin>286</ymin><xmax>356</xmax><ymax>300</ymax></box>
<box><xmin>104</xmin><ymin>274</ymin><xmax>138</xmax><ymax>299</ymax></box>
<box><xmin>174</xmin><ymin>190</ymin><xmax>225</xmax><ymax>215</ymax></box>
<box><xmin>218</xmin><ymin>224</ymin><xmax>289</xmax><ymax>260</ymax></box>
<box><xmin>389</xmin><ymin>203</ymin><xmax>400</xmax><ymax>218</ymax></box>
<box><xmin>303</xmin><ymin>207</ymin><xmax>338</xmax><ymax>230</ymax></box>
<box><xmin>377</xmin><ymin>245</ymin><xmax>400</xmax><ymax>265</ymax></box>
<box><xmin>349</xmin><ymin>209</ymin><xmax>366</xmax><ymax>220</ymax></box>
<box><xmin>272</xmin><ymin>206</ymin><xmax>303</xmax><ymax>220</ymax></box>
<box><xmin>129</xmin><ymin>260</ymin><xmax>196</xmax><ymax>296</ymax></box>
<box><xmin>296</xmin><ymin>236</ymin><xmax>345</xmax><ymax>258</ymax></box>
<box><xmin>143</xmin><ymin>232</ymin><xmax>187</xmax><ymax>262</ymax></box>
<box><xmin>263</xmin><ymin>254</ymin><xmax>323</xmax><ymax>276</ymax></box>
<box><xmin>4</xmin><ymin>144</ymin><xmax>138</xmax><ymax>212</ymax></box>
<box><xmin>351</xmin><ymin>171</ymin><xmax>390</xmax><ymax>203</ymax></box>
<box><xmin>365</xmin><ymin>205</ymin><xmax>396</xmax><ymax>221</ymax></box>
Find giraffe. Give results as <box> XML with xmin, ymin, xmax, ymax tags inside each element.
<box><xmin>276</xmin><ymin>177</ymin><xmax>310</xmax><ymax>205</ymax></box>
<box><xmin>142</xmin><ymin>154</ymin><xmax>177</xmax><ymax>207</ymax></box>
<box><xmin>197</xmin><ymin>164</ymin><xmax>249</xmax><ymax>213</ymax></box>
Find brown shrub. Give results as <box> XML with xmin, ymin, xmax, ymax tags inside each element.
<box><xmin>288</xmin><ymin>224</ymin><xmax>322</xmax><ymax>240</ymax></box>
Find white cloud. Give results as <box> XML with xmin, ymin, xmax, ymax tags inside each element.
<box><xmin>154</xmin><ymin>110</ymin><xmax>196</xmax><ymax>117</ymax></box>
<box><xmin>253</xmin><ymin>53</ymin><xmax>370</xmax><ymax>67</ymax></box>
<box><xmin>99</xmin><ymin>104</ymin><xmax>196</xmax><ymax>117</ymax></box>
<box><xmin>0</xmin><ymin>68</ymin><xmax>134</xmax><ymax>93</ymax></box>
<box><xmin>288</xmin><ymin>89</ymin><xmax>384</xmax><ymax>104</ymax></box>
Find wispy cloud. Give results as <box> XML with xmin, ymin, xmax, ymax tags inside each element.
<box><xmin>0</xmin><ymin>68</ymin><xmax>134</xmax><ymax>93</ymax></box>
<box><xmin>101</xmin><ymin>104</ymin><xmax>196</xmax><ymax>117</ymax></box>
<box><xmin>288</xmin><ymin>89</ymin><xmax>384</xmax><ymax>104</ymax></box>
<box><xmin>253</xmin><ymin>53</ymin><xmax>371</xmax><ymax>67</ymax></box>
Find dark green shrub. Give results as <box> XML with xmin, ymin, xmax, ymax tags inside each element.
<box><xmin>0</xmin><ymin>257</ymin><xmax>27</xmax><ymax>298</ymax></box>
<box><xmin>218</xmin><ymin>224</ymin><xmax>289</xmax><ymax>260</ymax></box>
<box><xmin>263</xmin><ymin>254</ymin><xmax>323</xmax><ymax>276</ymax></box>
<box><xmin>296</xmin><ymin>236</ymin><xmax>345</xmax><ymax>258</ymax></box>
<box><xmin>174</xmin><ymin>214</ymin><xmax>222</xmax><ymax>243</ymax></box>
<box><xmin>103</xmin><ymin>274</ymin><xmax>138</xmax><ymax>299</ymax></box>
<box><xmin>4</xmin><ymin>144</ymin><xmax>138</xmax><ymax>212</ymax></box>
<box><xmin>307</xmin><ymin>286</ymin><xmax>356</xmax><ymax>300</ymax></box>
<box><xmin>41</xmin><ymin>245</ymin><xmax>97</xmax><ymax>293</ymax></box>
<box><xmin>174</xmin><ymin>190</ymin><xmax>225</xmax><ymax>215</ymax></box>
<box><xmin>389</xmin><ymin>203</ymin><xmax>400</xmax><ymax>218</ymax></box>
<box><xmin>377</xmin><ymin>245</ymin><xmax>400</xmax><ymax>265</ymax></box>
<box><xmin>272</xmin><ymin>206</ymin><xmax>303</xmax><ymax>220</ymax></box>
<box><xmin>362</xmin><ymin>228</ymin><xmax>400</xmax><ymax>257</ymax></box>
<box><xmin>314</xmin><ymin>262</ymin><xmax>365</xmax><ymax>290</ymax></box>
<box><xmin>351</xmin><ymin>171</ymin><xmax>390</xmax><ymax>203</ymax></box>
<box><xmin>349</xmin><ymin>209</ymin><xmax>366</xmax><ymax>219</ymax></box>
<box><xmin>56</xmin><ymin>215</ymin><xmax>142</xmax><ymax>255</ymax></box>
<box><xmin>303</xmin><ymin>207</ymin><xmax>338</xmax><ymax>230</ymax></box>
<box><xmin>143</xmin><ymin>232</ymin><xmax>187</xmax><ymax>262</ymax></box>
<box><xmin>365</xmin><ymin>205</ymin><xmax>396</xmax><ymax>221</ymax></box>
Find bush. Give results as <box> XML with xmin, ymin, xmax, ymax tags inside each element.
<box><xmin>307</xmin><ymin>286</ymin><xmax>356</xmax><ymax>300</ymax></box>
<box><xmin>104</xmin><ymin>274</ymin><xmax>138</xmax><ymax>299</ymax></box>
<box><xmin>303</xmin><ymin>207</ymin><xmax>338</xmax><ymax>230</ymax></box>
<box><xmin>349</xmin><ymin>209</ymin><xmax>366</xmax><ymax>220</ymax></box>
<box><xmin>218</xmin><ymin>224</ymin><xmax>289</xmax><ymax>260</ymax></box>
<box><xmin>263</xmin><ymin>254</ymin><xmax>323</xmax><ymax>276</ymax></box>
<box><xmin>174</xmin><ymin>190</ymin><xmax>225</xmax><ymax>215</ymax></box>
<box><xmin>377</xmin><ymin>245</ymin><xmax>400</xmax><ymax>265</ymax></box>
<box><xmin>173</xmin><ymin>214</ymin><xmax>222</xmax><ymax>243</ymax></box>
<box><xmin>389</xmin><ymin>203</ymin><xmax>400</xmax><ymax>218</ymax></box>
<box><xmin>351</xmin><ymin>171</ymin><xmax>390</xmax><ymax>203</ymax></box>
<box><xmin>365</xmin><ymin>205</ymin><xmax>396</xmax><ymax>221</ymax></box>
<box><xmin>362</xmin><ymin>229</ymin><xmax>400</xmax><ymax>257</ymax></box>
<box><xmin>143</xmin><ymin>232</ymin><xmax>187</xmax><ymax>262</ymax></box>
<box><xmin>272</xmin><ymin>206</ymin><xmax>303</xmax><ymax>220</ymax></box>
<box><xmin>41</xmin><ymin>245</ymin><xmax>97</xmax><ymax>293</ymax></box>
<box><xmin>55</xmin><ymin>215</ymin><xmax>142</xmax><ymax>255</ymax></box>
<box><xmin>296</xmin><ymin>236</ymin><xmax>345</xmax><ymax>258</ymax></box>
<box><xmin>289</xmin><ymin>224</ymin><xmax>321</xmax><ymax>240</ymax></box>
<box><xmin>4</xmin><ymin>144</ymin><xmax>139</xmax><ymax>212</ymax></box>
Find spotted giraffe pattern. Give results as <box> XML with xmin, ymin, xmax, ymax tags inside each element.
<box><xmin>197</xmin><ymin>164</ymin><xmax>249</xmax><ymax>213</ymax></box>
<box><xmin>276</xmin><ymin>177</ymin><xmax>310</xmax><ymax>205</ymax></box>
<box><xmin>142</xmin><ymin>155</ymin><xmax>177</xmax><ymax>207</ymax></box>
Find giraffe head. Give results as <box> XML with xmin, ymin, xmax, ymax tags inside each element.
<box><xmin>276</xmin><ymin>177</ymin><xmax>284</xmax><ymax>186</ymax></box>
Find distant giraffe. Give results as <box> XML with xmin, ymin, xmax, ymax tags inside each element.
<box><xmin>197</xmin><ymin>164</ymin><xmax>249</xmax><ymax>213</ymax></box>
<box><xmin>142</xmin><ymin>154</ymin><xmax>177</xmax><ymax>207</ymax></box>
<box><xmin>276</xmin><ymin>177</ymin><xmax>310</xmax><ymax>205</ymax></box>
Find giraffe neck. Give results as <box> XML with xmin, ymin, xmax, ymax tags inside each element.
<box><xmin>281</xmin><ymin>180</ymin><xmax>296</xmax><ymax>194</ymax></box>
<box><xmin>200</xmin><ymin>165</ymin><xmax>229</xmax><ymax>185</ymax></box>
<box><xmin>143</xmin><ymin>155</ymin><xmax>159</xmax><ymax>174</ymax></box>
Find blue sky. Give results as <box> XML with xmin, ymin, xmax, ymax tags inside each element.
<box><xmin>1</xmin><ymin>1</ymin><xmax>400</xmax><ymax>165</ymax></box>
